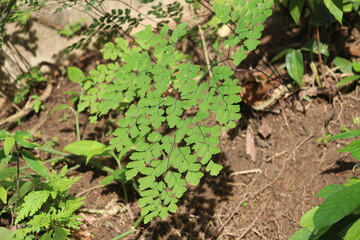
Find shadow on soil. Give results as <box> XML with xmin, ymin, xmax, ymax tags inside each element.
<box><xmin>141</xmin><ymin>152</ymin><xmax>234</xmax><ymax>240</ymax></box>
<box><xmin>321</xmin><ymin>159</ymin><xmax>357</xmax><ymax>174</ymax></box>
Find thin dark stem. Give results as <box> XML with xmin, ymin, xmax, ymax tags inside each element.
<box><xmin>84</xmin><ymin>0</ymin><xmax>105</xmax><ymax>16</ymax></box>
<box><xmin>315</xmin><ymin>25</ymin><xmax>325</xmax><ymax>86</ymax></box>
<box><xmin>121</xmin><ymin>183</ymin><xmax>128</xmax><ymax>203</ymax></box>
<box><xmin>0</xmin><ymin>0</ymin><xmax>17</xmax><ymax>23</ymax></box>
<box><xmin>118</xmin><ymin>0</ymin><xmax>159</xmax><ymax>24</ymax></box>
<box><xmin>12</xmin><ymin>143</ymin><xmax>21</xmax><ymax>227</ymax></box>
<box><xmin>254</xmin><ymin>48</ymin><xmax>283</xmax><ymax>80</ymax></box>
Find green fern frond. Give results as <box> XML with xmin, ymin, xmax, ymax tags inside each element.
<box><xmin>12</xmin><ymin>166</ymin><xmax>83</xmax><ymax>238</ymax></box>
<box><xmin>26</xmin><ymin>212</ymin><xmax>52</xmax><ymax>233</ymax></box>
<box><xmin>15</xmin><ymin>190</ymin><xmax>50</xmax><ymax>224</ymax></box>
<box><xmin>78</xmin><ymin>0</ymin><xmax>273</xmax><ymax>224</ymax></box>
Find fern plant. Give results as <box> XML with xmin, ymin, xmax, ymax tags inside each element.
<box><xmin>0</xmin><ymin>131</ymin><xmax>84</xmax><ymax>240</ymax></box>
<box><xmin>71</xmin><ymin>0</ymin><xmax>273</xmax><ymax>225</ymax></box>
<box><xmin>11</xmin><ymin>166</ymin><xmax>83</xmax><ymax>240</ymax></box>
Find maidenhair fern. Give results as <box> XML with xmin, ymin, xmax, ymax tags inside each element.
<box><xmin>76</xmin><ymin>0</ymin><xmax>273</xmax><ymax>223</ymax></box>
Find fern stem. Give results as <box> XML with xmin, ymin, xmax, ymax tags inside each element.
<box><xmin>12</xmin><ymin>143</ymin><xmax>21</xmax><ymax>227</ymax></box>
<box><xmin>198</xmin><ymin>23</ymin><xmax>212</xmax><ymax>78</ymax></box>
<box><xmin>70</xmin><ymin>107</ymin><xmax>81</xmax><ymax>141</ymax></box>
<box><xmin>315</xmin><ymin>25</ymin><xmax>325</xmax><ymax>87</ymax></box>
<box><xmin>110</xmin><ymin>215</ymin><xmax>144</xmax><ymax>240</ymax></box>
<box><xmin>121</xmin><ymin>183</ymin><xmax>128</xmax><ymax>203</ymax></box>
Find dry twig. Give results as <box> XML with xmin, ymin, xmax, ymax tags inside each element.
<box><xmin>0</xmin><ymin>83</ymin><xmax>52</xmax><ymax>126</ymax></box>
<box><xmin>229</xmin><ymin>169</ymin><xmax>262</xmax><ymax>176</ymax></box>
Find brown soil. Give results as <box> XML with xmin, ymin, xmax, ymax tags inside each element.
<box><xmin>10</xmin><ymin>73</ymin><xmax>360</xmax><ymax>239</ymax></box>
<box><xmin>2</xmin><ymin>6</ymin><xmax>360</xmax><ymax>240</ymax></box>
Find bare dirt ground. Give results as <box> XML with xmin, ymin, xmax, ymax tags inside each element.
<box><xmin>11</xmin><ymin>72</ymin><xmax>360</xmax><ymax>239</ymax></box>
<box><xmin>1</xmin><ymin>5</ymin><xmax>360</xmax><ymax>240</ymax></box>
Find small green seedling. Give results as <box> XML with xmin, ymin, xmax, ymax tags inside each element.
<box><xmin>333</xmin><ymin>57</ymin><xmax>360</xmax><ymax>86</ymax></box>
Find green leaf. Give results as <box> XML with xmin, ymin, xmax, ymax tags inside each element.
<box><xmin>232</xmin><ymin>46</ymin><xmax>248</xmax><ymax>65</ymax></box>
<box><xmin>165</xmin><ymin>171</ymin><xmax>187</xmax><ymax>198</ymax></box>
<box><xmin>159</xmin><ymin>209</ymin><xmax>169</xmax><ymax>219</ymax></box>
<box><xmin>339</xmin><ymin>139</ymin><xmax>360</xmax><ymax>160</ymax></box>
<box><xmin>113</xmin><ymin>168</ymin><xmax>127</xmax><ymax>183</ymax></box>
<box><xmin>344</xmin><ymin>218</ymin><xmax>360</xmax><ymax>240</ymax></box>
<box><xmin>0</xmin><ymin>227</ymin><xmax>11</xmax><ymax>240</ymax></box>
<box><xmin>0</xmin><ymin>168</ymin><xmax>16</xmax><ymax>181</ymax></box>
<box><xmin>324</xmin><ymin>0</ymin><xmax>343</xmax><ymax>24</ymax></box>
<box><xmin>139</xmin><ymin>175</ymin><xmax>155</xmax><ymax>190</ymax></box>
<box><xmin>285</xmin><ymin>49</ymin><xmax>304</xmax><ymax>86</ymax></box>
<box><xmin>206</xmin><ymin>161</ymin><xmax>223</xmax><ymax>176</ymax></box>
<box><xmin>168</xmin><ymin>202</ymin><xmax>178</xmax><ymax>213</ymax></box>
<box><xmin>0</xmin><ymin>187</ymin><xmax>7</xmax><ymax>204</ymax></box>
<box><xmin>54</xmin><ymin>104</ymin><xmax>71</xmax><ymax>111</ymax></box>
<box><xmin>148</xmin><ymin>131</ymin><xmax>162</xmax><ymax>142</ymax></box>
<box><xmin>15</xmin><ymin>190</ymin><xmax>50</xmax><ymax>223</ymax></box>
<box><xmin>4</xmin><ymin>135</ymin><xmax>15</xmax><ymax>156</ymax></box>
<box><xmin>125</xmin><ymin>168</ymin><xmax>139</xmax><ymax>180</ymax></box>
<box><xmin>271</xmin><ymin>48</ymin><xmax>295</xmax><ymax>62</ymax></box>
<box><xmin>213</xmin><ymin>0</ymin><xmax>231</xmax><ymax>23</ymax></box>
<box><xmin>302</xmin><ymin>38</ymin><xmax>329</xmax><ymax>56</ymax></box>
<box><xmin>289</xmin><ymin>227</ymin><xmax>312</xmax><ymax>240</ymax></box>
<box><xmin>0</xmin><ymin>130</ymin><xmax>9</xmax><ymax>139</ymax></box>
<box><xmin>99</xmin><ymin>175</ymin><xmax>114</xmax><ymax>186</ymax></box>
<box><xmin>336</xmin><ymin>75</ymin><xmax>360</xmax><ymax>87</ymax></box>
<box><xmin>53</xmin><ymin>226</ymin><xmax>69</xmax><ymax>240</ymax></box>
<box><xmin>13</xmin><ymin>131</ymin><xmax>40</xmax><ymax>149</ymax></box>
<box><xmin>353</xmin><ymin>61</ymin><xmax>360</xmax><ymax>72</ymax></box>
<box><xmin>316</xmin><ymin>184</ymin><xmax>346</xmax><ymax>199</ymax></box>
<box><xmin>63</xmin><ymin>140</ymin><xmax>107</xmax><ymax>163</ymax></box>
<box><xmin>185</xmin><ymin>171</ymin><xmax>203</xmax><ymax>186</ymax></box>
<box><xmin>244</xmin><ymin>39</ymin><xmax>260</xmax><ymax>51</ymax></box>
<box><xmin>300</xmin><ymin>206</ymin><xmax>319</xmax><ymax>231</ymax></box>
<box><xmin>313</xmin><ymin>182</ymin><xmax>360</xmax><ymax>234</ymax></box>
<box><xmin>170</xmin><ymin>23</ymin><xmax>187</xmax><ymax>43</ymax></box>
<box><xmin>333</xmin><ymin>57</ymin><xmax>353</xmax><ymax>73</ymax></box>
<box><xmin>329</xmin><ymin>129</ymin><xmax>360</xmax><ymax>141</ymax></box>
<box><xmin>289</xmin><ymin>0</ymin><xmax>305</xmax><ymax>23</ymax></box>
<box><xmin>344</xmin><ymin>178</ymin><xmax>360</xmax><ymax>187</ymax></box>
<box><xmin>67</xmin><ymin>66</ymin><xmax>84</xmax><ymax>84</ymax></box>
<box><xmin>21</xmin><ymin>150</ymin><xmax>50</xmax><ymax>177</ymax></box>
<box><xmin>7</xmin><ymin>178</ymin><xmax>41</xmax><ymax>206</ymax></box>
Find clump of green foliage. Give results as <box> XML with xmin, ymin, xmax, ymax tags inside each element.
<box><xmin>0</xmin><ymin>131</ymin><xmax>84</xmax><ymax>240</ymax></box>
<box><xmin>273</xmin><ymin>0</ymin><xmax>360</xmax><ymax>87</ymax></box>
<box><xmin>333</xmin><ymin>56</ymin><xmax>360</xmax><ymax>86</ymax></box>
<box><xmin>13</xmin><ymin>67</ymin><xmax>47</xmax><ymax>110</ymax></box>
<box><xmin>290</xmin><ymin>129</ymin><xmax>360</xmax><ymax>240</ymax></box>
<box><xmin>11</xmin><ymin>167</ymin><xmax>83</xmax><ymax>240</ymax></box>
<box><xmin>69</xmin><ymin>0</ymin><xmax>273</xmax><ymax>224</ymax></box>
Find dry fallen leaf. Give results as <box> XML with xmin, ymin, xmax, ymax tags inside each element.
<box><xmin>79</xmin><ymin>213</ymin><xmax>97</xmax><ymax>224</ymax></box>
<box><xmin>246</xmin><ymin>125</ymin><xmax>257</xmax><ymax>162</ymax></box>
<box><xmin>349</xmin><ymin>44</ymin><xmax>360</xmax><ymax>57</ymax></box>
<box><xmin>241</xmin><ymin>81</ymin><xmax>268</xmax><ymax>106</ymax></box>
